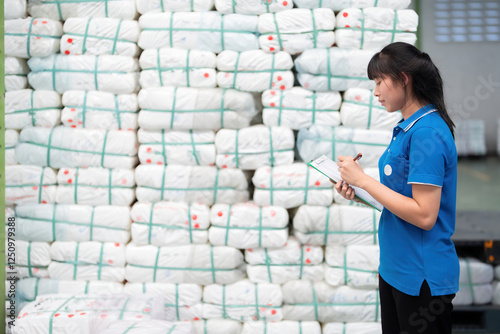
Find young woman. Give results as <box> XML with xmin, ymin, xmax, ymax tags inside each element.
<box><xmin>335</xmin><ymin>42</ymin><xmax>459</xmax><ymax>334</ymax></box>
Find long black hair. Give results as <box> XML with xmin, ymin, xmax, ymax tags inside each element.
<box><xmin>367</xmin><ymin>42</ymin><xmax>455</xmax><ymax>138</ymax></box>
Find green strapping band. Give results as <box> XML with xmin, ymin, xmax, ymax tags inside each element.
<box><xmin>323</xmin><ymin>207</ymin><xmax>331</xmax><ymax>245</ymax></box>
<box><xmin>74</xmin><ymin>167</ymin><xmax>80</xmax><ymax>204</ymax></box>
<box><xmin>167</xmin><ymin>325</ymin><xmax>177</xmax><ymax>334</ymax></box>
<box><xmin>96</xmin><ymin>243</ymin><xmax>106</xmax><ymax>280</ymax></box>
<box><xmin>299</xmin><ymin>245</ymin><xmax>305</xmax><ymax>279</ymax></box>
<box><xmin>264</xmin><ymin>248</ymin><xmax>273</xmax><ymax>283</ymax></box>
<box><xmin>101</xmin><ymin>131</ymin><xmax>109</xmax><ymax>166</ymax></box>
<box><xmin>39</xmin><ymin>167</ymin><xmax>46</xmax><ymax>203</ymax></box>
<box><xmin>111</xmin><ymin>20</ymin><xmax>123</xmax><ymax>54</ymax></box>
<box><xmin>220</xmin><ymin>14</ymin><xmax>225</xmax><ymax>50</ymax></box>
<box><xmin>82</xmin><ymin>91</ymin><xmax>88</xmax><ymax>127</ymax></box>
<box><xmin>464</xmin><ymin>258</ymin><xmax>476</xmax><ymax>303</ymax></box>
<box><xmin>30</xmin><ymin>90</ymin><xmax>36</xmax><ymax>126</ymax></box>
<box><xmin>169</xmin><ymin>13</ymin><xmax>174</xmax><ymax>47</ymax></box>
<box><xmin>153</xmin><ymin>247</ymin><xmax>161</xmax><ymax>282</ymax></box>
<box><xmin>148</xmin><ymin>202</ymin><xmax>155</xmax><ymax>244</ymax></box>
<box><xmin>175</xmin><ymin>284</ymin><xmax>180</xmax><ymax>320</ymax></box>
<box><xmin>220</xmin><ymin>89</ymin><xmax>227</xmax><ymax>128</ymax></box>
<box><xmin>187</xmin><ymin>203</ymin><xmax>193</xmax><ymax>243</ymax></box>
<box><xmin>234</xmin><ymin>130</ymin><xmax>240</xmax><ymax>167</ymax></box>
<box><xmin>224</xmin><ymin>204</ymin><xmax>232</xmax><ymax>246</ymax></box>
<box><xmin>268</xmin><ymin>53</ymin><xmax>275</xmax><ymax>89</ymax></box>
<box><xmin>46</xmin><ymin>128</ymin><xmax>55</xmax><ymax>166</ymax></box>
<box><xmin>367</xmin><ymin>93</ymin><xmax>374</xmax><ymax>129</ymax></box>
<box><xmin>27</xmin><ymin>242</ymin><xmax>33</xmax><ymax>276</ymax></box>
<box><xmin>118</xmin><ymin>297</ymin><xmax>130</xmax><ymax>319</ymax></box>
<box><xmin>123</xmin><ymin>323</ymin><xmax>136</xmax><ymax>334</ymax></box>
<box><xmin>375</xmin><ymin>290</ymin><xmax>380</xmax><ymax>321</ymax></box>
<box><xmin>114</xmin><ymin>94</ymin><xmax>122</xmax><ymax>129</ymax></box>
<box><xmin>258</xmin><ymin>207</ymin><xmax>263</xmax><ymax>247</ymax></box>
<box><xmin>94</xmin><ymin>56</ymin><xmax>100</xmax><ymax>90</ymax></box>
<box><xmin>157</xmin><ymin>49</ymin><xmax>164</xmax><ymax>86</ymax></box>
<box><xmin>254</xmin><ymin>283</ymin><xmax>260</xmax><ymax>320</ymax></box>
<box><xmin>107</xmin><ymin>168</ymin><xmax>112</xmax><ymax>204</ymax></box>
<box><xmin>310</xmin><ymin>281</ymin><xmax>319</xmax><ymax>320</ymax></box>
<box><xmin>73</xmin><ymin>242</ymin><xmax>80</xmax><ymax>280</ymax></box>
<box><xmin>160</xmin><ymin>166</ymin><xmax>167</xmax><ymax>201</ymax></box>
<box><xmin>268</xmin><ymin>127</ymin><xmax>275</xmax><ymax>165</ymax></box>
<box><xmin>82</xmin><ymin>18</ymin><xmax>92</xmax><ymax>54</ymax></box>
<box><xmin>360</xmin><ymin>9</ymin><xmax>366</xmax><ymax>49</ymax></box>
<box><xmin>142</xmin><ymin>283</ymin><xmax>146</xmax><ymax>293</ymax></box>
<box><xmin>28</xmin><ymin>18</ymin><xmax>34</xmax><ymax>57</ymax></box>
<box><xmin>303</xmin><ymin>166</ymin><xmax>310</xmax><ymax>204</ymax></box>
<box><xmin>161</xmin><ymin>130</ymin><xmax>167</xmax><ymax>165</ymax></box>
<box><xmin>231</xmin><ymin>0</ymin><xmax>236</xmax><ymax>13</ymax></box>
<box><xmin>189</xmin><ymin>130</ymin><xmax>201</xmax><ymax>165</ymax></box>
<box><xmin>392</xmin><ymin>11</ymin><xmax>398</xmax><ymax>43</ymax></box>
<box><xmin>203</xmin><ymin>320</ymin><xmax>208</xmax><ymax>334</ymax></box>
<box><xmin>170</xmin><ymin>87</ymin><xmax>178</xmax><ymax>129</ymax></box>
<box><xmin>231</xmin><ymin>52</ymin><xmax>241</xmax><ymax>89</ymax></box>
<box><xmin>63</xmin><ymin>28</ymin><xmax>134</xmax><ymax>48</ymax></box>
<box><xmin>222</xmin><ymin>284</ymin><xmax>227</xmax><ymax>318</ymax></box>
<box><xmin>277</xmin><ymin>90</ymin><xmax>285</xmax><ymax>126</ymax></box>
<box><xmin>269</xmin><ymin>166</ymin><xmax>274</xmax><ymax>205</ymax></box>
<box><xmin>210</xmin><ymin>245</ymin><xmax>216</xmax><ymax>283</ymax></box>
<box><xmin>299</xmin><ymin>321</ymin><xmax>303</xmax><ymax>334</ymax></box>
<box><xmin>271</xmin><ymin>13</ymin><xmax>283</xmax><ymax>51</ymax></box>
<box><xmin>186</xmin><ymin>50</ymin><xmax>191</xmax><ymax>87</ymax></box>
<box><xmin>49</xmin><ymin>296</ymin><xmax>75</xmax><ymax>333</ymax></box>
<box><xmin>84</xmin><ymin>281</ymin><xmax>90</xmax><ymax>293</ymax></box>
<box><xmin>310</xmin><ymin>9</ymin><xmax>318</xmax><ymax>48</ymax></box>
<box><xmin>51</xmin><ymin>204</ymin><xmax>57</xmax><ymax>241</ymax></box>
<box><xmin>213</xmin><ymin>169</ymin><xmax>220</xmax><ymax>204</ymax></box>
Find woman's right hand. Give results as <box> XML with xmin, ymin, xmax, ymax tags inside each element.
<box><xmin>332</xmin><ymin>179</ymin><xmax>356</xmax><ymax>201</ymax></box>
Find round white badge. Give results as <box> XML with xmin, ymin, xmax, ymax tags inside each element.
<box><xmin>384</xmin><ymin>164</ymin><xmax>392</xmax><ymax>176</ymax></box>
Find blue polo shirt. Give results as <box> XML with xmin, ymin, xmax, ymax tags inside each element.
<box><xmin>378</xmin><ymin>104</ymin><xmax>459</xmax><ymax>296</ymax></box>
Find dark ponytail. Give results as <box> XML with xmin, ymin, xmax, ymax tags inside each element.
<box><xmin>367</xmin><ymin>42</ymin><xmax>455</xmax><ymax>138</ymax></box>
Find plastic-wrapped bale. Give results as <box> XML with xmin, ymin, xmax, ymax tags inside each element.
<box><xmin>12</xmin><ymin>293</ymin><xmax>165</xmax><ymax>334</ymax></box>
<box><xmin>455</xmin><ymin>119</ymin><xmax>487</xmax><ymax>157</ymax></box>
<box><xmin>332</xmin><ymin>167</ymin><xmax>380</xmax><ymax>207</ymax></box>
<box><xmin>124</xmin><ymin>282</ymin><xmax>203</xmax><ymax>321</ymax></box>
<box><xmin>102</xmin><ymin>320</ymin><xmax>195</xmax><ymax>334</ymax></box>
<box><xmin>340</xmin><ymin>88</ymin><xmax>401</xmax><ymax>130</ymax></box>
<box><xmin>494</xmin><ymin>281</ymin><xmax>500</xmax><ymax>305</ymax></box>
<box><xmin>292</xmin><ymin>204</ymin><xmax>380</xmax><ymax>246</ymax></box>
<box><xmin>245</xmin><ymin>237</ymin><xmax>324</xmax><ymax>284</ymax></box>
<box><xmin>322</xmin><ymin>322</ymin><xmax>382</xmax><ymax>334</ymax></box>
<box><xmin>262</xmin><ymin>88</ymin><xmax>341</xmax><ymax>129</ymax></box>
<box><xmin>297</xmin><ymin>125</ymin><xmax>391</xmax><ymax>168</ymax></box>
<box><xmin>61</xmin><ymin>18</ymin><xmax>140</xmax><ymax>56</ymax></box>
<box><xmin>324</xmin><ymin>245</ymin><xmax>379</xmax><ymax>289</ymax></box>
<box><xmin>216</xmin><ymin>50</ymin><xmax>294</xmax><ymax>92</ymax></box>
<box><xmin>192</xmin><ymin>319</ymin><xmax>242</xmax><ymax>334</ymax></box>
<box><xmin>138</xmin><ymin>87</ymin><xmax>258</xmax><ymax>130</ymax></box>
<box><xmin>282</xmin><ymin>280</ymin><xmax>381</xmax><ymax>322</ymax></box>
<box><xmin>454</xmin><ymin>257</ymin><xmax>494</xmax><ymax>305</ymax></box>
<box><xmin>203</xmin><ymin>279</ymin><xmax>283</xmax><ymax>321</ymax></box>
<box><xmin>5</xmin><ymin>0</ymin><xmax>27</xmax><ymax>19</ymax></box>
<box><xmin>335</xmin><ymin>8</ymin><xmax>418</xmax><ymax>50</ymax></box>
<box><xmin>294</xmin><ymin>47</ymin><xmax>376</xmax><ymax>91</ymax></box>
<box><xmin>496</xmin><ymin>264</ymin><xmax>500</xmax><ymax>280</ymax></box>
<box><xmin>5</xmin><ymin>17</ymin><xmax>62</xmax><ymax>59</ymax></box>
<box><xmin>258</xmin><ymin>8</ymin><xmax>335</xmax><ymax>55</ymax></box>
<box><xmin>136</xmin><ymin>0</ymin><xmax>214</xmax><ymax>14</ymax></box>
<box><xmin>5</xmin><ymin>165</ymin><xmax>57</xmax><ymax>205</ymax></box>
<box><xmin>125</xmin><ymin>244</ymin><xmax>246</xmax><ymax>285</ymax></box>
<box><xmin>27</xmin><ymin>0</ymin><xmax>138</xmax><ymax>21</ymax></box>
<box><xmin>252</xmin><ymin>163</ymin><xmax>333</xmax><ymax>208</ymax></box>
<box><xmin>209</xmin><ymin>202</ymin><xmax>288</xmax><ymax>249</ymax></box>
<box><xmin>5</xmin><ymin>89</ymin><xmax>61</xmax><ymax>130</ymax></box>
<box><xmin>215</xmin><ymin>125</ymin><xmax>294</xmax><ymax>170</ymax></box>
<box><xmin>28</xmin><ymin>55</ymin><xmax>140</xmax><ymax>94</ymax></box>
<box><xmin>135</xmin><ymin>165</ymin><xmax>248</xmax><ymax>205</ymax></box>
<box><xmin>55</xmin><ymin>167</ymin><xmax>135</xmax><ymax>206</ymax></box>
<box><xmin>6</xmin><ymin>240</ymin><xmax>51</xmax><ymax>279</ymax></box>
<box><xmin>138</xmin><ymin>12</ymin><xmax>259</xmax><ymax>52</ymax></box>
<box><xmin>140</xmin><ymin>48</ymin><xmax>216</xmax><ymax>88</ymax></box>
<box><xmin>61</xmin><ymin>90</ymin><xmax>139</xmax><ymax>130</ymax></box>
<box><xmin>5</xmin><ymin>130</ymin><xmax>19</xmax><ymax>166</ymax></box>
<box><xmin>130</xmin><ymin>201</ymin><xmax>210</xmax><ymax>246</ymax></box>
<box><xmin>16</xmin><ymin>126</ymin><xmax>138</xmax><ymax>169</ymax></box>
<box><xmin>138</xmin><ymin>129</ymin><xmax>216</xmax><ymax>166</ymax></box>
<box><xmin>215</xmin><ymin>0</ymin><xmax>291</xmax><ymax>14</ymax></box>
<box><xmin>5</xmin><ymin>57</ymin><xmax>29</xmax><ymax>91</ymax></box>
<box><xmin>48</xmin><ymin>241</ymin><xmax>126</xmax><ymax>282</ymax></box>
<box><xmin>15</xmin><ymin>203</ymin><xmax>131</xmax><ymax>243</ymax></box>
<box><xmin>293</xmin><ymin>0</ymin><xmax>410</xmax><ymax>10</ymax></box>
<box><xmin>242</xmin><ymin>321</ymin><xmax>320</xmax><ymax>334</ymax></box>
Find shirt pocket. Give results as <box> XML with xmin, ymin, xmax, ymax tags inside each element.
<box><xmin>381</xmin><ymin>153</ymin><xmax>409</xmax><ymax>193</ymax></box>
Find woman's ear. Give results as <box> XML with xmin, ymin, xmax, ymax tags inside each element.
<box><xmin>401</xmin><ymin>72</ymin><xmax>410</xmax><ymax>87</ymax></box>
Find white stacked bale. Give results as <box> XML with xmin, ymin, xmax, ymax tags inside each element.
<box><xmin>124</xmin><ymin>282</ymin><xmax>203</xmax><ymax>320</ymax></box>
<box><xmin>216</xmin><ymin>50</ymin><xmax>294</xmax><ymax>92</ymax></box>
<box><xmin>5</xmin><ymin>130</ymin><xmax>20</xmax><ymax>166</ymax></box>
<box><xmin>292</xmin><ymin>204</ymin><xmax>381</xmax><ymax>246</ymax></box>
<box><xmin>332</xmin><ymin>167</ymin><xmax>380</xmax><ymax>207</ymax></box>
<box><xmin>335</xmin><ymin>8</ymin><xmax>418</xmax><ymax>50</ymax></box>
<box><xmin>322</xmin><ymin>322</ymin><xmax>382</xmax><ymax>334</ymax></box>
<box><xmin>203</xmin><ymin>279</ymin><xmax>282</xmax><ymax>321</ymax></box>
<box><xmin>297</xmin><ymin>125</ymin><xmax>391</xmax><ymax>168</ymax></box>
<box><xmin>252</xmin><ymin>163</ymin><xmax>334</xmax><ymax>208</ymax></box>
<box><xmin>138</xmin><ymin>129</ymin><xmax>216</xmax><ymax>166</ymax></box>
<box><xmin>15</xmin><ymin>126</ymin><xmax>138</xmax><ymax>169</ymax></box>
<box><xmin>5</xmin><ymin>89</ymin><xmax>61</xmax><ymax>130</ymax></box>
<box><xmin>494</xmin><ymin>280</ymin><xmax>500</xmax><ymax>305</ymax></box>
<box><xmin>324</xmin><ymin>245</ymin><xmax>379</xmax><ymax>289</ymax></box>
<box><xmin>262</xmin><ymin>88</ymin><xmax>341</xmax><ymax>129</ymax></box>
<box><xmin>293</xmin><ymin>0</ymin><xmax>410</xmax><ymax>10</ymax></box>
<box><xmin>5</xmin><ymin>57</ymin><xmax>30</xmax><ymax>91</ymax></box>
<box><xmin>5</xmin><ymin>165</ymin><xmax>57</xmax><ymax>205</ymax></box>
<box><xmin>455</xmin><ymin>119</ymin><xmax>487</xmax><ymax>156</ymax></box>
<box><xmin>245</xmin><ymin>238</ymin><xmax>324</xmax><ymax>284</ymax></box>
<box><xmin>136</xmin><ymin>0</ymin><xmax>214</xmax><ymax>14</ymax></box>
<box><xmin>258</xmin><ymin>8</ymin><xmax>335</xmax><ymax>55</ymax></box>
<box><xmin>282</xmin><ymin>280</ymin><xmax>380</xmax><ymax>322</ymax></box>
<box><xmin>61</xmin><ymin>18</ymin><xmax>140</xmax><ymax>56</ymax></box>
<box><xmin>61</xmin><ymin>90</ymin><xmax>139</xmax><ymax>130</ymax></box>
<box><xmin>5</xmin><ymin>0</ymin><xmax>27</xmax><ymax>19</ymax></box>
<box><xmin>139</xmin><ymin>48</ymin><xmax>217</xmax><ymax>88</ymax></box>
<box><xmin>130</xmin><ymin>201</ymin><xmax>210</xmax><ymax>246</ymax></box>
<box><xmin>138</xmin><ymin>87</ymin><xmax>258</xmax><ymax>131</ymax></box>
<box><xmin>6</xmin><ymin>240</ymin><xmax>51</xmax><ymax>279</ymax></box>
<box><xmin>192</xmin><ymin>319</ymin><xmax>242</xmax><ymax>334</ymax></box>
<box><xmin>294</xmin><ymin>47</ymin><xmax>376</xmax><ymax>91</ymax></box>
<box><xmin>55</xmin><ymin>167</ymin><xmax>136</xmax><ymax>206</ymax></box>
<box><xmin>138</xmin><ymin>12</ymin><xmax>259</xmax><ymax>52</ymax></box>
<box><xmin>28</xmin><ymin>55</ymin><xmax>140</xmax><ymax>94</ymax></box>
<box><xmin>15</xmin><ymin>204</ymin><xmax>131</xmax><ymax>243</ymax></box>
<box><xmin>125</xmin><ymin>244</ymin><xmax>246</xmax><ymax>285</ymax></box>
<box><xmin>135</xmin><ymin>165</ymin><xmax>249</xmax><ymax>205</ymax></box>
<box><xmin>455</xmin><ymin>257</ymin><xmax>494</xmax><ymax>305</ymax></box>
<box><xmin>102</xmin><ymin>320</ymin><xmax>195</xmax><ymax>334</ymax></box>
<box><xmin>241</xmin><ymin>321</ymin><xmax>321</xmax><ymax>334</ymax></box>
<box><xmin>209</xmin><ymin>202</ymin><xmax>288</xmax><ymax>249</ymax></box>
<box><xmin>5</xmin><ymin>17</ymin><xmax>62</xmax><ymax>59</ymax></box>
<box><xmin>215</xmin><ymin>0</ymin><xmax>291</xmax><ymax>14</ymax></box>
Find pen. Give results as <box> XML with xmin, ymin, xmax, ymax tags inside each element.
<box><xmin>353</xmin><ymin>153</ymin><xmax>362</xmax><ymax>162</ymax></box>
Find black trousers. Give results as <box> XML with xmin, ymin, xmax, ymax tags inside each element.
<box><xmin>379</xmin><ymin>275</ymin><xmax>455</xmax><ymax>334</ymax></box>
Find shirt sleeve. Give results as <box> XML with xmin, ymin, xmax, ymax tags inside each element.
<box><xmin>408</xmin><ymin>127</ymin><xmax>446</xmax><ymax>187</ymax></box>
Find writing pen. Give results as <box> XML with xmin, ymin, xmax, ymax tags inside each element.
<box><xmin>353</xmin><ymin>153</ymin><xmax>362</xmax><ymax>162</ymax></box>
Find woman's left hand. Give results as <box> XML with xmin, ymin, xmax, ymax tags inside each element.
<box><xmin>337</xmin><ymin>155</ymin><xmax>366</xmax><ymax>188</ymax></box>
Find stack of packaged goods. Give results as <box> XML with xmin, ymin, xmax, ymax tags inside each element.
<box><xmin>455</xmin><ymin>257</ymin><xmax>494</xmax><ymax>305</ymax></box>
<box><xmin>494</xmin><ymin>265</ymin><xmax>500</xmax><ymax>305</ymax></box>
<box><xmin>454</xmin><ymin>119</ymin><xmax>487</xmax><ymax>157</ymax></box>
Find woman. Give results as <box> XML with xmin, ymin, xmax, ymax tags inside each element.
<box><xmin>335</xmin><ymin>42</ymin><xmax>459</xmax><ymax>334</ymax></box>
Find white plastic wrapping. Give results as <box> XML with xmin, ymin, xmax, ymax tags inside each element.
<box><xmin>140</xmin><ymin>48</ymin><xmax>216</xmax><ymax>88</ymax></box>
<box><xmin>252</xmin><ymin>163</ymin><xmax>334</xmax><ymax>209</ymax></box>
<box><xmin>5</xmin><ymin>130</ymin><xmax>20</xmax><ymax>166</ymax></box>
<box><xmin>138</xmin><ymin>87</ymin><xmax>258</xmax><ymax>131</ymax></box>
<box><xmin>130</xmin><ymin>201</ymin><xmax>210</xmax><ymax>246</ymax></box>
<box><xmin>5</xmin><ymin>0</ymin><xmax>27</xmax><ymax>19</ymax></box>
<box><xmin>454</xmin><ymin>257</ymin><xmax>494</xmax><ymax>305</ymax></box>
<box><xmin>138</xmin><ymin>12</ymin><xmax>259</xmax><ymax>52</ymax></box>
<box><xmin>294</xmin><ymin>47</ymin><xmax>376</xmax><ymax>91</ymax></box>
<box><xmin>102</xmin><ymin>320</ymin><xmax>195</xmax><ymax>334</ymax></box>
<box><xmin>61</xmin><ymin>90</ymin><xmax>139</xmax><ymax>130</ymax></box>
<box><xmin>5</xmin><ymin>89</ymin><xmax>61</xmax><ymax>130</ymax></box>
<box><xmin>5</xmin><ymin>57</ymin><xmax>30</xmax><ymax>91</ymax></box>
<box><xmin>15</xmin><ymin>203</ymin><xmax>131</xmax><ymax>243</ymax></box>
<box><xmin>5</xmin><ymin>17</ymin><xmax>62</xmax><ymax>58</ymax></box>
<box><xmin>262</xmin><ymin>88</ymin><xmax>341</xmax><ymax>129</ymax></box>
<box><xmin>55</xmin><ymin>167</ymin><xmax>136</xmax><ymax>206</ymax></box>
<box><xmin>293</xmin><ymin>204</ymin><xmax>381</xmax><ymax>246</ymax></box>
<box><xmin>335</xmin><ymin>8</ymin><xmax>418</xmax><ymax>50</ymax></box>
<box><xmin>5</xmin><ymin>165</ymin><xmax>57</xmax><ymax>205</ymax></box>
<box><xmin>209</xmin><ymin>202</ymin><xmax>289</xmax><ymax>249</ymax></box>
<box><xmin>494</xmin><ymin>281</ymin><xmax>500</xmax><ymax>305</ymax></box>
<box><xmin>203</xmin><ymin>279</ymin><xmax>283</xmax><ymax>321</ymax></box>
<box><xmin>258</xmin><ymin>8</ymin><xmax>335</xmax><ymax>55</ymax></box>
<box><xmin>138</xmin><ymin>129</ymin><xmax>216</xmax><ymax>166</ymax></box>
<box><xmin>216</xmin><ymin>50</ymin><xmax>294</xmax><ymax>92</ymax></box>
<box><xmin>192</xmin><ymin>319</ymin><xmax>242</xmax><ymax>334</ymax></box>
<box><xmin>16</xmin><ymin>126</ymin><xmax>138</xmax><ymax>169</ymax></box>
<box><xmin>293</xmin><ymin>0</ymin><xmax>410</xmax><ymax>10</ymax></box>
<box><xmin>322</xmin><ymin>322</ymin><xmax>382</xmax><ymax>334</ymax></box>
<box><xmin>136</xmin><ymin>0</ymin><xmax>214</xmax><ymax>14</ymax></box>
<box><xmin>215</xmin><ymin>0</ymin><xmax>291</xmax><ymax>14</ymax></box>
<box><xmin>454</xmin><ymin>283</ymin><xmax>493</xmax><ymax>306</ymax></box>
<box><xmin>6</xmin><ymin>240</ymin><xmax>51</xmax><ymax>279</ymax></box>
<box><xmin>125</xmin><ymin>243</ymin><xmax>246</xmax><ymax>285</ymax></box>
<box><xmin>245</xmin><ymin>238</ymin><xmax>324</xmax><ymax>284</ymax></box>
<box><xmin>242</xmin><ymin>321</ymin><xmax>321</xmax><ymax>334</ymax></box>
<box><xmin>135</xmin><ymin>165</ymin><xmax>249</xmax><ymax>205</ymax></box>
<box><xmin>28</xmin><ymin>55</ymin><xmax>140</xmax><ymax>94</ymax></box>
<box><xmin>61</xmin><ymin>18</ymin><xmax>140</xmax><ymax>56</ymax></box>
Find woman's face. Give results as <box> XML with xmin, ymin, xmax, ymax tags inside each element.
<box><xmin>373</xmin><ymin>75</ymin><xmax>406</xmax><ymax>113</ymax></box>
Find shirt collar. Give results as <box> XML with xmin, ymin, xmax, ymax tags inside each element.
<box><xmin>396</xmin><ymin>104</ymin><xmax>437</xmax><ymax>132</ymax></box>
